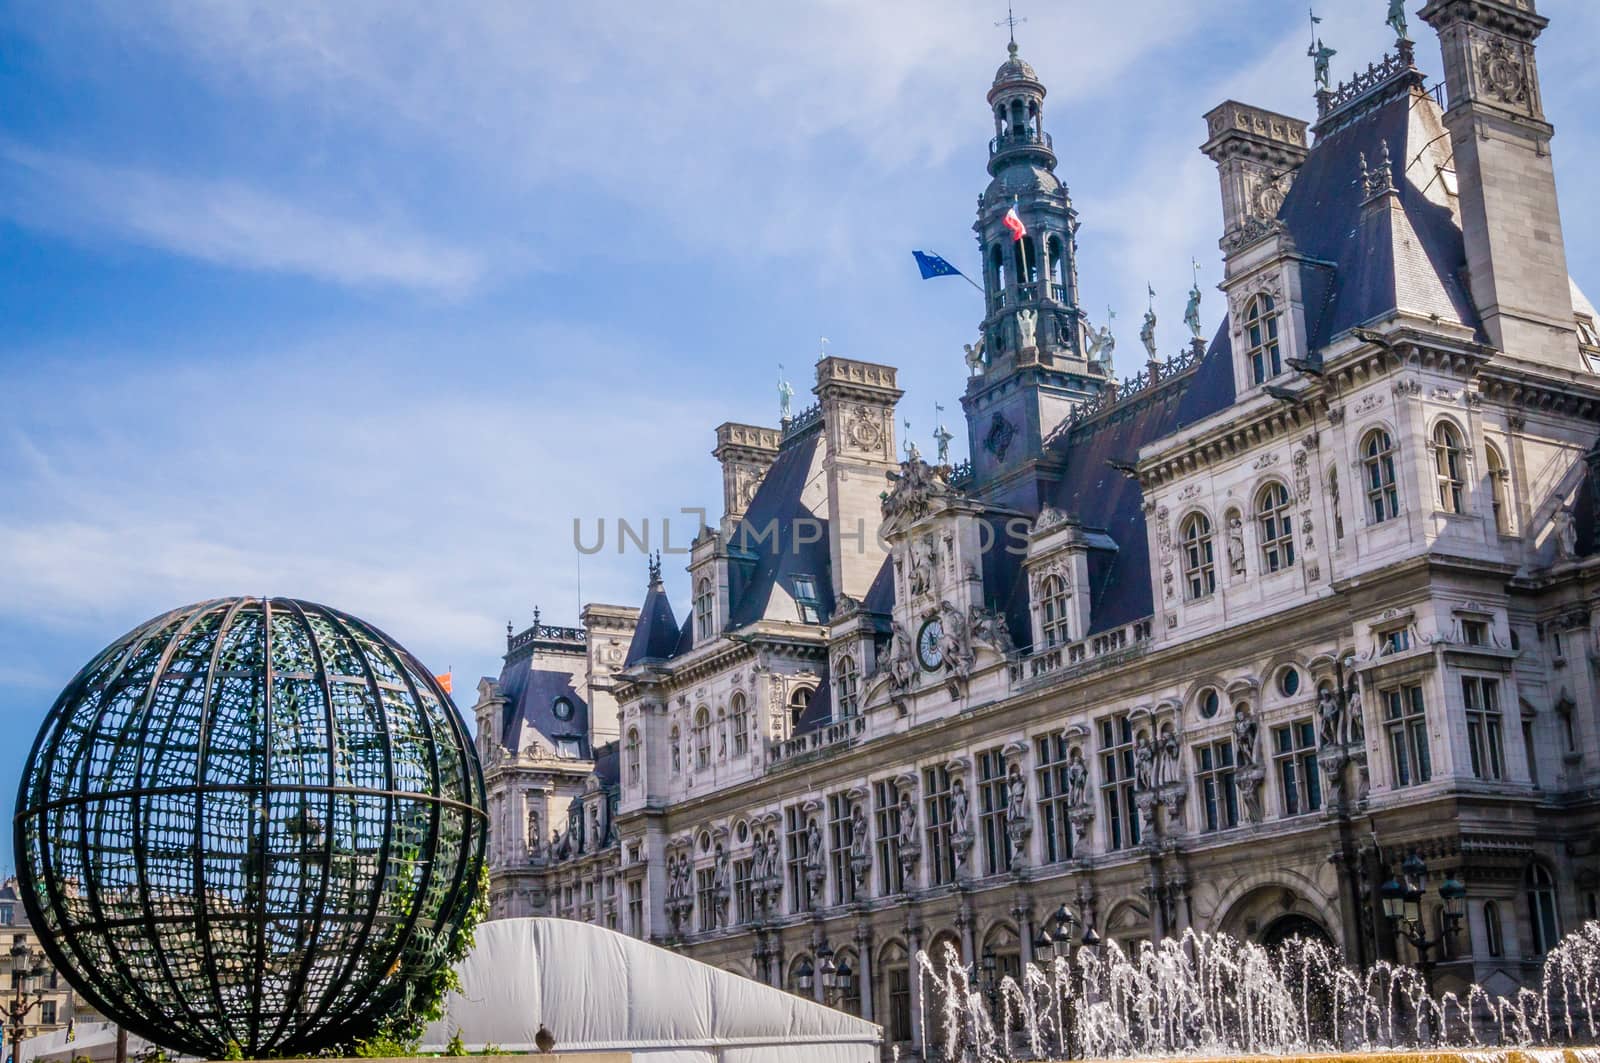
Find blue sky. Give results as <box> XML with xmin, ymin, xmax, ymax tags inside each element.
<box><xmin>3</xmin><ymin>1</ymin><xmax>1599</xmax><ymax>869</ymax></box>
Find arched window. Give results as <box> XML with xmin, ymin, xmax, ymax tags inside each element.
<box><xmin>1256</xmin><ymin>481</ymin><xmax>1296</xmax><ymax>572</ymax></box>
<box><xmin>730</xmin><ymin>692</ymin><xmax>749</xmax><ymax>757</ymax></box>
<box><xmin>1528</xmin><ymin>864</ymin><xmax>1560</xmax><ymax>955</ymax></box>
<box><xmin>693</xmin><ymin>707</ymin><xmax>712</xmax><ymax>771</ymax></box>
<box><xmin>1181</xmin><ymin>513</ymin><xmax>1217</xmax><ymax>601</ymax></box>
<box><xmin>695</xmin><ymin>578</ymin><xmax>715</xmax><ymax>640</ymax></box>
<box><xmin>1047</xmin><ymin>234</ymin><xmax>1067</xmax><ymax>292</ymax></box>
<box><xmin>1037</xmin><ymin>574</ymin><xmax>1071</xmax><ymax>647</ymax></box>
<box><xmin>836</xmin><ymin>656</ymin><xmax>860</xmax><ymax>718</ymax></box>
<box><xmin>1362</xmin><ymin>429</ymin><xmax>1401</xmax><ymax>524</ymax></box>
<box><xmin>1433</xmin><ymin>422</ymin><xmax>1466</xmax><ymax>513</ymax></box>
<box><xmin>790</xmin><ymin>686</ymin><xmax>813</xmax><ymax>732</ymax></box>
<box><xmin>626</xmin><ymin>728</ymin><xmax>641</xmax><ymax>786</ymax></box>
<box><xmin>1485</xmin><ymin>443</ymin><xmax>1510</xmax><ymax>533</ymax></box>
<box><xmin>1244</xmin><ymin>295</ymin><xmax>1282</xmax><ymax>385</ymax></box>
<box><xmin>670</xmin><ymin>726</ymin><xmax>682</xmax><ymax>775</ymax></box>
<box><xmin>1484</xmin><ymin>899</ymin><xmax>1504</xmax><ymax>957</ymax></box>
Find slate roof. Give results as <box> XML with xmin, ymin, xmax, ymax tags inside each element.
<box><xmin>624</xmin><ymin>576</ymin><xmax>681</xmax><ymax>666</ymax></box>
<box><xmin>1284</xmin><ymin>71</ymin><xmax>1479</xmax><ymax>348</ymax></box>
<box><xmin>593</xmin><ymin>741</ymin><xmax>620</xmax><ymax>788</ymax></box>
<box><xmin>494</xmin><ymin>655</ymin><xmax>591</xmax><ymax>759</ymax></box>
<box><xmin>726</xmin><ymin>427</ymin><xmax>835</xmax><ymax>629</ymax></box>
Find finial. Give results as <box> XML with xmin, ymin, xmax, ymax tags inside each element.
<box><xmin>996</xmin><ymin>3</ymin><xmax>1025</xmax><ymax>51</ymax></box>
<box><xmin>533</xmin><ymin>605</ymin><xmax>541</xmax><ymax>630</ymax></box>
<box><xmin>819</xmin><ymin>336</ymin><xmax>830</xmax><ymax>360</ymax></box>
<box><xmin>648</xmin><ymin>551</ymin><xmax>662</xmax><ymax>585</ymax></box>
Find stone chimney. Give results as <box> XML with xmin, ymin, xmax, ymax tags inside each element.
<box><xmin>712</xmin><ymin>423</ymin><xmax>781</xmax><ymax>528</ymax></box>
<box><xmin>1419</xmin><ymin>0</ymin><xmax>1579</xmax><ymax>367</ymax></box>
<box><xmin>1200</xmin><ymin>100</ymin><xmax>1309</xmax><ymax>256</ymax></box>
<box><xmin>814</xmin><ymin>357</ymin><xmax>903</xmax><ymax>602</ymax></box>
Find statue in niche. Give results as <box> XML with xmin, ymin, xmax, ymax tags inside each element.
<box><xmin>1346</xmin><ymin>682</ymin><xmax>1366</xmax><ymax>744</ymax></box>
<box><xmin>1157</xmin><ymin>726</ymin><xmax>1181</xmax><ymax>788</ymax></box>
<box><xmin>897</xmin><ymin>791</ymin><xmax>918</xmax><ymax>848</ymax></box>
<box><xmin>1066</xmin><ymin>748</ymin><xmax>1090</xmax><ymax>809</ymax></box>
<box><xmin>950</xmin><ymin>778</ymin><xmax>972</xmax><ymax>837</ymax></box>
<box><xmin>751</xmin><ymin>832</ymin><xmax>770</xmax><ymax>882</ymax></box>
<box><xmin>850</xmin><ymin>803</ymin><xmax>870</xmax><ymax>860</ymax></box>
<box><xmin>909</xmin><ymin>537</ymin><xmax>934</xmax><ymax>597</ymax></box>
<box><xmin>589</xmin><ymin>803</ymin><xmax>602</xmax><ymax>852</ymax></box>
<box><xmin>526</xmin><ymin>808</ymin><xmax>542</xmax><ymax>855</ymax></box>
<box><xmin>964</xmin><ymin>335</ymin><xmax>987</xmax><ymax>376</ymax></box>
<box><xmin>1233</xmin><ymin>705</ymin><xmax>1260</xmax><ymax>771</ymax></box>
<box><xmin>712</xmin><ymin>844</ymin><xmax>730</xmax><ymax>893</ymax></box>
<box><xmin>1134</xmin><ymin>734</ymin><xmax>1155</xmax><ymax>791</ymax></box>
<box><xmin>1227</xmin><ymin>513</ymin><xmax>1246</xmax><ymax>577</ymax></box>
<box><xmin>805</xmin><ymin>817</ymin><xmax>825</xmax><ymax>871</ymax></box>
<box><xmin>1016</xmin><ymin>308</ymin><xmax>1038</xmax><ymax>350</ymax></box>
<box><xmin>1555</xmin><ymin>505</ymin><xmax>1579</xmax><ymax>561</ymax></box>
<box><xmin>1005</xmin><ymin>764</ymin><xmax>1028</xmax><ymax>824</ymax></box>
<box><xmin>1318</xmin><ymin>686</ymin><xmax>1342</xmax><ymax>747</ymax></box>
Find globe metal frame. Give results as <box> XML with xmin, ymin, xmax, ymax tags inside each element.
<box><xmin>13</xmin><ymin>598</ymin><xmax>487</xmax><ymax>1058</ymax></box>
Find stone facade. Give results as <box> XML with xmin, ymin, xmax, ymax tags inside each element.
<box><xmin>478</xmin><ymin>9</ymin><xmax>1600</xmax><ymax>1060</ymax></box>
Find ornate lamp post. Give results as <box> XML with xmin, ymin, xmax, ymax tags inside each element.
<box><xmin>795</xmin><ymin>956</ymin><xmax>815</xmax><ymax>995</ymax></box>
<box><xmin>979</xmin><ymin>945</ymin><xmax>999</xmax><ymax>1013</ymax></box>
<box><xmin>1380</xmin><ymin>851</ymin><xmax>1465</xmax><ymax>1036</ymax></box>
<box><xmin>7</xmin><ymin>940</ymin><xmax>51</xmax><ymax>1063</ymax></box>
<box><xmin>1032</xmin><ymin>904</ymin><xmax>1096</xmax><ymax>1059</ymax></box>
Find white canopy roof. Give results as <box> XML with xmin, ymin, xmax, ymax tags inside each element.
<box><xmin>422</xmin><ymin>918</ymin><xmax>880</xmax><ymax>1062</ymax></box>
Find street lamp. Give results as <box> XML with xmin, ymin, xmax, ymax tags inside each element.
<box><xmin>979</xmin><ymin>944</ymin><xmax>999</xmax><ymax>1012</ymax></box>
<box><xmin>795</xmin><ymin>957</ymin><xmax>814</xmax><ymax>994</ymax></box>
<box><xmin>8</xmin><ymin>940</ymin><xmax>52</xmax><ymax>1063</ymax></box>
<box><xmin>835</xmin><ymin>958</ymin><xmax>854</xmax><ymax>1011</ymax></box>
<box><xmin>1034</xmin><ymin>905</ymin><xmax>1093</xmax><ymax>1059</ymax></box>
<box><xmin>1380</xmin><ymin>850</ymin><xmax>1466</xmax><ymax>1036</ymax></box>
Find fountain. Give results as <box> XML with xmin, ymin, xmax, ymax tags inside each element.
<box><xmin>912</xmin><ymin>920</ymin><xmax>1600</xmax><ymax>1062</ymax></box>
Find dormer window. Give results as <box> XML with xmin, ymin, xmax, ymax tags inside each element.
<box><xmin>553</xmin><ymin>696</ymin><xmax>575</xmax><ymax>722</ymax></box>
<box><xmin>835</xmin><ymin>657</ymin><xmax>860</xmax><ymax>718</ymax></box>
<box><xmin>792</xmin><ymin>574</ymin><xmax>823</xmax><ymax>624</ymax></box>
<box><xmin>1038</xmin><ymin>574</ymin><xmax>1070</xmax><ymax>647</ymax></box>
<box><xmin>695</xmin><ymin>578</ymin><xmax>715</xmax><ymax>639</ymax></box>
<box><xmin>1245</xmin><ymin>295</ymin><xmax>1282</xmax><ymax>385</ymax></box>
<box><xmin>789</xmin><ymin>686</ymin><xmax>813</xmax><ymax>731</ymax></box>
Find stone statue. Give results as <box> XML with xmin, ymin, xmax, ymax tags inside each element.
<box><xmin>897</xmin><ymin>791</ymin><xmax>918</xmax><ymax>847</ymax></box>
<box><xmin>1005</xmin><ymin>764</ymin><xmax>1028</xmax><ymax>823</ymax></box>
<box><xmin>933</xmin><ymin>417</ymin><xmax>953</xmax><ymax>466</ymax></box>
<box><xmin>950</xmin><ymin>778</ymin><xmax>971</xmax><ymax>837</ymax></box>
<box><xmin>1318</xmin><ymin>686</ymin><xmax>1342</xmax><ymax>747</ymax></box>
<box><xmin>1066</xmin><ymin>748</ymin><xmax>1089</xmax><ymax>809</ymax></box>
<box><xmin>1227</xmin><ymin>514</ymin><xmax>1246</xmax><ymax>577</ymax></box>
<box><xmin>1016</xmin><ymin>308</ymin><xmax>1039</xmax><ymax>350</ymax></box>
<box><xmin>908</xmin><ymin>537</ymin><xmax>934</xmax><ymax>597</ymax></box>
<box><xmin>1309</xmin><ymin>38</ymin><xmax>1336</xmax><ymax>91</ymax></box>
<box><xmin>526</xmin><ymin>808</ymin><xmax>541</xmax><ymax>855</ymax></box>
<box><xmin>1233</xmin><ymin>705</ymin><xmax>1260</xmax><ymax>771</ymax></box>
<box><xmin>1134</xmin><ymin>734</ymin><xmax>1155</xmax><ymax>792</ymax></box>
<box><xmin>1346</xmin><ymin>682</ymin><xmax>1365</xmax><ymax>744</ymax></box>
<box><xmin>778</xmin><ymin>372</ymin><xmax>794</xmax><ymax>422</ymax></box>
<box><xmin>850</xmin><ymin>804</ymin><xmax>870</xmax><ymax>860</ymax></box>
<box><xmin>937</xmin><ymin>600</ymin><xmax>973</xmax><ymax>678</ymax></box>
<box><xmin>1140</xmin><ymin>302</ymin><xmax>1158</xmax><ymax>361</ymax></box>
<box><xmin>712</xmin><ymin>844</ymin><xmax>730</xmax><ymax>893</ymax></box>
<box><xmin>888</xmin><ymin>619</ymin><xmax>916</xmax><ymax>693</ymax></box>
<box><xmin>805</xmin><ymin>817</ymin><xmax>825</xmax><ymax>870</ymax></box>
<box><xmin>1555</xmin><ymin>505</ymin><xmax>1578</xmax><ymax>561</ymax></box>
<box><xmin>970</xmin><ymin>605</ymin><xmax>1016</xmax><ymax>655</ymax></box>
<box><xmin>751</xmin><ymin>832</ymin><xmax>770</xmax><ymax>882</ymax></box>
<box><xmin>1387</xmin><ymin>0</ymin><xmax>1409</xmax><ymax>41</ymax></box>
<box><xmin>964</xmin><ymin>334</ymin><xmax>987</xmax><ymax>376</ymax></box>
<box><xmin>1157</xmin><ymin>727</ymin><xmax>1181</xmax><ymax>788</ymax></box>
<box><xmin>1184</xmin><ymin>274</ymin><xmax>1203</xmax><ymax>342</ymax></box>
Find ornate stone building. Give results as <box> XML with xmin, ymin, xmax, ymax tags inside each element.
<box><xmin>475</xmin><ymin>6</ymin><xmax>1600</xmax><ymax>1058</ymax></box>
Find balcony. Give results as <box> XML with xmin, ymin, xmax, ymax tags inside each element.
<box><xmin>1008</xmin><ymin>619</ymin><xmax>1153</xmax><ymax>690</ymax></box>
<box><xmin>768</xmin><ymin>714</ymin><xmax>866</xmax><ymax>767</ymax></box>
<box><xmin>989</xmin><ymin>129</ymin><xmax>1054</xmax><ymax>159</ymax></box>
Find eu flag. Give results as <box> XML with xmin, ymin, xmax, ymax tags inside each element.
<box><xmin>913</xmin><ymin>250</ymin><xmax>961</xmax><ymax>280</ymax></box>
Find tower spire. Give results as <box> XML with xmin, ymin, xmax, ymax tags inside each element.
<box><xmin>995</xmin><ymin>3</ymin><xmax>1026</xmax><ymax>51</ymax></box>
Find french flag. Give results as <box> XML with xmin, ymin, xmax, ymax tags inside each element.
<box><xmin>1003</xmin><ymin>203</ymin><xmax>1027</xmax><ymax>242</ymax></box>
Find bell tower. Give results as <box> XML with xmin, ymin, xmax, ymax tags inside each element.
<box><xmin>961</xmin><ymin>39</ymin><xmax>1105</xmax><ymax>511</ymax></box>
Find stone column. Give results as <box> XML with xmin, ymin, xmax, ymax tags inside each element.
<box><xmin>957</xmin><ymin>892</ymin><xmax>976</xmax><ymax>963</ymax></box>
<box><xmin>905</xmin><ymin>911</ymin><xmax>926</xmax><ymax>1059</ymax></box>
<box><xmin>854</xmin><ymin>917</ymin><xmax>874</xmax><ymax>1022</ymax></box>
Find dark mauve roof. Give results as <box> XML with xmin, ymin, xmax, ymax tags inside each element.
<box><xmin>593</xmin><ymin>741</ymin><xmax>620</xmax><ymax>788</ymax></box>
<box><xmin>862</xmin><ymin>556</ymin><xmax>895</xmax><ymax>614</ymax></box>
<box><xmin>624</xmin><ymin>579</ymin><xmax>681</xmax><ymax>666</ymax></box>
<box><xmin>1281</xmin><ymin>74</ymin><xmax>1479</xmax><ymax>347</ymax></box>
<box><xmin>794</xmin><ymin>666</ymin><xmax>833</xmax><ymax>735</ymax></box>
<box><xmin>495</xmin><ymin>655</ymin><xmax>591</xmax><ymax>757</ymax></box>
<box><xmin>726</xmin><ymin>427</ymin><xmax>836</xmax><ymax>628</ymax></box>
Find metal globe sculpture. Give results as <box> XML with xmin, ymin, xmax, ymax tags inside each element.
<box><xmin>13</xmin><ymin>598</ymin><xmax>487</xmax><ymax>1058</ymax></box>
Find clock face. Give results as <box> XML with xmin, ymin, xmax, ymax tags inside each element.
<box><xmin>917</xmin><ymin>618</ymin><xmax>945</xmax><ymax>671</ymax></box>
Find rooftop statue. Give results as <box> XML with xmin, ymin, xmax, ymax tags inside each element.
<box><xmin>1387</xmin><ymin>0</ymin><xmax>1409</xmax><ymax>42</ymax></box>
<box><xmin>777</xmin><ymin>367</ymin><xmax>794</xmax><ymax>422</ymax></box>
<box><xmin>1140</xmin><ymin>285</ymin><xmax>1159</xmax><ymax>361</ymax></box>
<box><xmin>1309</xmin><ymin>38</ymin><xmax>1337</xmax><ymax>90</ymax></box>
<box><xmin>1184</xmin><ymin>259</ymin><xmax>1204</xmax><ymax>341</ymax></box>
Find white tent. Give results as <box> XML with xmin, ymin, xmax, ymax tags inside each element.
<box><xmin>18</xmin><ymin>1022</ymin><xmax>164</xmax><ymax>1063</ymax></box>
<box><xmin>422</xmin><ymin>918</ymin><xmax>881</xmax><ymax>1062</ymax></box>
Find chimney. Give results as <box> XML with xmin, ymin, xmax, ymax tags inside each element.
<box><xmin>712</xmin><ymin>423</ymin><xmax>781</xmax><ymax>528</ymax></box>
<box><xmin>1200</xmin><ymin>101</ymin><xmax>1309</xmax><ymax>256</ymax></box>
<box><xmin>1419</xmin><ymin>0</ymin><xmax>1579</xmax><ymax>367</ymax></box>
<box><xmin>814</xmin><ymin>356</ymin><xmax>903</xmax><ymax>602</ymax></box>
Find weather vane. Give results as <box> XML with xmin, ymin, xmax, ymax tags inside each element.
<box><xmin>995</xmin><ymin>2</ymin><xmax>1026</xmax><ymax>48</ymax></box>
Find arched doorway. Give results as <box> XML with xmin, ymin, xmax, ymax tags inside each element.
<box><xmin>1260</xmin><ymin>913</ymin><xmax>1333</xmax><ymax>950</ymax></box>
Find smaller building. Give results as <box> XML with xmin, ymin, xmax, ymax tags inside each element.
<box><xmin>2</xmin><ymin>878</ymin><xmax>97</xmax><ymax>1047</ymax></box>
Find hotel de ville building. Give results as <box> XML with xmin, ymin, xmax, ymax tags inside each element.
<box><xmin>472</xmin><ymin>4</ymin><xmax>1600</xmax><ymax>1057</ymax></box>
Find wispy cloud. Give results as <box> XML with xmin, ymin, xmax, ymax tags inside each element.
<box><xmin>1</xmin><ymin>144</ymin><xmax>488</xmax><ymax>295</ymax></box>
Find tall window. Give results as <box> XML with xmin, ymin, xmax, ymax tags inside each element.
<box><xmin>836</xmin><ymin>656</ymin><xmax>860</xmax><ymax>718</ymax></box>
<box><xmin>785</xmin><ymin>806</ymin><xmax>812</xmax><ymax>913</ymax></box>
<box><xmin>626</xmin><ymin>727</ymin><xmax>641</xmax><ymax>786</ymax></box>
<box><xmin>1256</xmin><ymin>481</ymin><xmax>1296</xmax><ymax>572</ymax></box>
<box><xmin>828</xmin><ymin>793</ymin><xmax>856</xmax><ymax>905</ymax></box>
<box><xmin>1034</xmin><ymin>732</ymin><xmax>1075</xmax><ymax>865</ymax></box>
<box><xmin>1528</xmin><ymin>865</ymin><xmax>1560</xmax><ymax>955</ymax></box>
<box><xmin>792</xmin><ymin>574</ymin><xmax>823</xmax><ymax>624</ymax></box>
<box><xmin>977</xmin><ymin>748</ymin><xmax>1012</xmax><ymax>876</ymax></box>
<box><xmin>1195</xmin><ymin>739</ymin><xmax>1239</xmax><ymax>832</ymax></box>
<box><xmin>1485</xmin><ymin>443</ymin><xmax>1510</xmax><ymax>533</ymax></box>
<box><xmin>1039</xmin><ymin>574</ymin><xmax>1071</xmax><ymax>647</ymax></box>
<box><xmin>628</xmin><ymin>879</ymin><xmax>644</xmax><ymax>936</ymax></box>
<box><xmin>1181</xmin><ymin>514</ymin><xmax>1217</xmax><ymax>601</ymax></box>
<box><xmin>697</xmin><ymin>866</ymin><xmax>717</xmax><ymax>931</ymax></box>
<box><xmin>670</xmin><ymin>725</ymin><xmax>682</xmax><ymax>775</ymax></box>
<box><xmin>1523</xmin><ymin>708</ymin><xmax>1540</xmax><ymax>787</ymax></box>
<box><xmin>693</xmin><ymin>707</ymin><xmax>712</xmax><ymax>771</ymax></box>
<box><xmin>696</xmin><ymin>577</ymin><xmax>715</xmax><ymax>639</ymax></box>
<box><xmin>1484</xmin><ymin>899</ymin><xmax>1504</xmax><ymax>957</ymax></box>
<box><xmin>1245</xmin><ymin>294</ymin><xmax>1283</xmax><ymax>385</ymax></box>
<box><xmin>887</xmin><ymin>964</ymin><xmax>913</xmax><ymax>1044</ymax></box>
<box><xmin>789</xmin><ymin>687</ymin><xmax>813</xmax><ymax>732</ymax></box>
<box><xmin>1464</xmin><ymin>676</ymin><xmax>1505</xmax><ymax>781</ymax></box>
<box><xmin>1100</xmin><ymin>715</ymin><xmax>1140</xmax><ymax>851</ymax></box>
<box><xmin>874</xmin><ymin>778</ymin><xmax>905</xmax><ymax>895</ymax></box>
<box><xmin>923</xmin><ymin>765</ymin><xmax>957</xmax><ymax>886</ymax></box>
<box><xmin>1363</xmin><ymin>429</ymin><xmax>1401</xmax><ymax>524</ymax></box>
<box><xmin>733</xmin><ymin>857</ymin><xmax>755</xmax><ymax>924</ymax></box>
<box><xmin>1433</xmin><ymin>422</ymin><xmax>1466</xmax><ymax>514</ymax></box>
<box><xmin>1273</xmin><ymin>719</ymin><xmax>1321</xmax><ymax>816</ymax></box>
<box><xmin>1384</xmin><ymin>684</ymin><xmax>1431</xmax><ymax>787</ymax></box>
<box><xmin>730</xmin><ymin>692</ymin><xmax>749</xmax><ymax>757</ymax></box>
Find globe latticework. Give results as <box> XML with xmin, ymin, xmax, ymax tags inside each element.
<box><xmin>13</xmin><ymin>598</ymin><xmax>487</xmax><ymax>1058</ymax></box>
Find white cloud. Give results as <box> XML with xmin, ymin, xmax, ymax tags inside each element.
<box><xmin>0</xmin><ymin>144</ymin><xmax>488</xmax><ymax>295</ymax></box>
